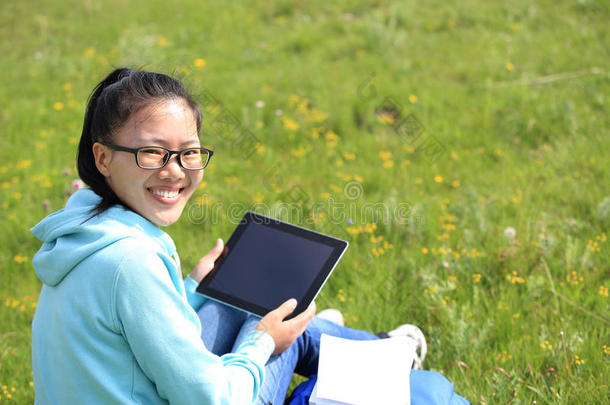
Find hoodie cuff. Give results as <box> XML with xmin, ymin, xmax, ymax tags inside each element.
<box><xmin>184</xmin><ymin>275</ymin><xmax>207</xmax><ymax>311</ymax></box>
<box><xmin>234</xmin><ymin>329</ymin><xmax>276</xmax><ymax>365</ymax></box>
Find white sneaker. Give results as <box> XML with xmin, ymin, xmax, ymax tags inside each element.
<box><xmin>317</xmin><ymin>308</ymin><xmax>344</xmax><ymax>326</ymax></box>
<box><xmin>387</xmin><ymin>324</ymin><xmax>427</xmax><ymax>369</ymax></box>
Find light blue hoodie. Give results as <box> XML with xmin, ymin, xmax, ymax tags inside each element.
<box><xmin>31</xmin><ymin>189</ymin><xmax>275</xmax><ymax>404</ymax></box>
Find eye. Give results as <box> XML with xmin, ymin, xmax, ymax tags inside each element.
<box><xmin>141</xmin><ymin>148</ymin><xmax>164</xmax><ymax>156</ymax></box>
<box><xmin>183</xmin><ymin>148</ymin><xmax>202</xmax><ymax>156</ymax></box>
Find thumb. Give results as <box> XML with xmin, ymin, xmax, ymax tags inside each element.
<box><xmin>274</xmin><ymin>298</ymin><xmax>298</xmax><ymax>319</ymax></box>
<box><xmin>203</xmin><ymin>238</ymin><xmax>224</xmax><ymax>262</ymax></box>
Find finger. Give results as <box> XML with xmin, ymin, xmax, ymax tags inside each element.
<box><xmin>272</xmin><ymin>298</ymin><xmax>298</xmax><ymax>320</ymax></box>
<box><xmin>286</xmin><ymin>302</ymin><xmax>316</xmax><ymax>329</ymax></box>
<box><xmin>199</xmin><ymin>238</ymin><xmax>224</xmax><ymax>269</ymax></box>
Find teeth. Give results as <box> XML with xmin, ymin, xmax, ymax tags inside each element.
<box><xmin>151</xmin><ymin>189</ymin><xmax>179</xmax><ymax>198</ymax></box>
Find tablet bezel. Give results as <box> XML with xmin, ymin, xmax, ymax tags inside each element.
<box><xmin>196</xmin><ymin>211</ymin><xmax>348</xmax><ymax>319</ymax></box>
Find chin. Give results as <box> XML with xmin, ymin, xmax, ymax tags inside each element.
<box><xmin>149</xmin><ymin>207</ymin><xmax>185</xmax><ymax>227</ymax></box>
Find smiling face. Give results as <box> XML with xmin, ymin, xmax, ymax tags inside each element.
<box><xmin>93</xmin><ymin>99</ymin><xmax>203</xmax><ymax>226</ymax></box>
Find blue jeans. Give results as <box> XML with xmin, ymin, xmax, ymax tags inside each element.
<box><xmin>197</xmin><ymin>300</ymin><xmax>377</xmax><ymax>405</ymax></box>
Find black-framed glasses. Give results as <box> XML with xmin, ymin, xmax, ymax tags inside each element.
<box><xmin>102</xmin><ymin>142</ymin><xmax>214</xmax><ymax>170</ymax></box>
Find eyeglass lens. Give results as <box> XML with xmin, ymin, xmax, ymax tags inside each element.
<box><xmin>137</xmin><ymin>147</ymin><xmax>209</xmax><ymax>169</ymax></box>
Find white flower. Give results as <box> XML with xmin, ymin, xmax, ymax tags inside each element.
<box><xmin>504</xmin><ymin>226</ymin><xmax>517</xmax><ymax>240</ymax></box>
<box><xmin>71</xmin><ymin>179</ymin><xmax>85</xmax><ymax>191</ymax></box>
<box><xmin>255</xmin><ymin>100</ymin><xmax>265</xmax><ymax>108</ymax></box>
<box><xmin>274</xmin><ymin>109</ymin><xmax>283</xmax><ymax>116</ymax></box>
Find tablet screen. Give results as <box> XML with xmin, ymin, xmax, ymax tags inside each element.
<box><xmin>197</xmin><ymin>212</ymin><xmax>348</xmax><ymax>318</ymax></box>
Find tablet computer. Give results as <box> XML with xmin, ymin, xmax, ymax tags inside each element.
<box><xmin>196</xmin><ymin>211</ymin><xmax>348</xmax><ymax>319</ymax></box>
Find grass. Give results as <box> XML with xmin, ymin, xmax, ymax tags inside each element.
<box><xmin>1</xmin><ymin>0</ymin><xmax>609</xmax><ymax>402</ymax></box>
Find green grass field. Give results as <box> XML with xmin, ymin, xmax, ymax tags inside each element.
<box><xmin>1</xmin><ymin>0</ymin><xmax>609</xmax><ymax>402</ymax></box>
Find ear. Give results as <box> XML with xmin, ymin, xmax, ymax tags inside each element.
<box><xmin>92</xmin><ymin>142</ymin><xmax>112</xmax><ymax>177</ymax></box>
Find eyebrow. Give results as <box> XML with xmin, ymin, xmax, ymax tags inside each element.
<box><xmin>140</xmin><ymin>137</ymin><xmax>201</xmax><ymax>148</ymax></box>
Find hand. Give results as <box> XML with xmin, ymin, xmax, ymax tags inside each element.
<box><xmin>256</xmin><ymin>299</ymin><xmax>316</xmax><ymax>355</ymax></box>
<box><xmin>189</xmin><ymin>238</ymin><xmax>224</xmax><ymax>283</ymax></box>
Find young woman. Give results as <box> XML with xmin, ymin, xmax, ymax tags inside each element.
<box><xmin>32</xmin><ymin>68</ymin><xmax>412</xmax><ymax>405</ymax></box>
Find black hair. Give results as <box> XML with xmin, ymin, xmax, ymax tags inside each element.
<box><xmin>77</xmin><ymin>68</ymin><xmax>202</xmax><ymax>215</ymax></box>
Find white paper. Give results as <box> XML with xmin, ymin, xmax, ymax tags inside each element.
<box><xmin>311</xmin><ymin>334</ymin><xmax>414</xmax><ymax>405</ymax></box>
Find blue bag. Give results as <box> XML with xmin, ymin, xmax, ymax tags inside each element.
<box><xmin>287</xmin><ymin>370</ymin><xmax>470</xmax><ymax>405</ymax></box>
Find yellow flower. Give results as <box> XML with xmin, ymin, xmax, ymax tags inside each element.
<box><xmin>451</xmin><ymin>180</ymin><xmax>460</xmax><ymax>188</ymax></box>
<box><xmin>421</xmin><ymin>247</ymin><xmax>429</xmax><ymax>254</ymax></box>
<box><xmin>194</xmin><ymin>195</ymin><xmax>210</xmax><ymax>206</ymax></box>
<box><xmin>382</xmin><ymin>160</ymin><xmax>394</xmax><ymax>168</ymax></box>
<box><xmin>408</xmin><ymin>94</ymin><xmax>418</xmax><ymax>103</ymax></box>
<box><xmin>84</xmin><ymin>47</ymin><xmax>95</xmax><ymax>57</ymax></box>
<box><xmin>282</xmin><ymin>117</ymin><xmax>300</xmax><ymax>131</ymax></box>
<box><xmin>472</xmin><ymin>273</ymin><xmax>482</xmax><ymax>283</ymax></box>
<box><xmin>325</xmin><ymin>131</ymin><xmax>339</xmax><ymax>147</ymax></box>
<box><xmin>506</xmin><ymin>271</ymin><xmax>525</xmax><ymax>284</ymax></box>
<box><xmin>224</xmin><ymin>176</ymin><xmax>238</xmax><ymax>184</ymax></box>
<box><xmin>288</xmin><ymin>94</ymin><xmax>300</xmax><ymax>106</ymax></box>
<box><xmin>307</xmin><ymin>108</ymin><xmax>328</xmax><ymax>123</ymax></box>
<box><xmin>290</xmin><ymin>146</ymin><xmax>310</xmax><ymax>158</ymax></box>
<box><xmin>434</xmin><ymin>175</ymin><xmax>443</xmax><ymax>183</ymax></box>
<box><xmin>329</xmin><ymin>184</ymin><xmax>341</xmax><ymax>193</ymax></box>
<box><xmin>255</xmin><ymin>143</ymin><xmax>266</xmax><ymax>155</ymax></box>
<box><xmin>342</xmin><ymin>151</ymin><xmax>355</xmax><ymax>161</ymax></box>
<box><xmin>378</xmin><ymin>150</ymin><xmax>392</xmax><ymax>160</ymax></box>
<box><xmin>53</xmin><ymin>102</ymin><xmax>64</xmax><ymax>111</ymax></box>
<box><xmin>415</xmin><ymin>177</ymin><xmax>423</xmax><ymax>184</ymax></box>
<box><xmin>17</xmin><ymin>159</ymin><xmax>32</xmax><ymax>169</ymax></box>
<box><xmin>506</xmin><ymin>62</ymin><xmax>515</xmax><ymax>71</ymax></box>
<box><xmin>194</xmin><ymin>58</ymin><xmax>206</xmax><ymax>68</ymax></box>
<box><xmin>63</xmin><ymin>83</ymin><xmax>72</xmax><ymax>91</ymax></box>
<box><xmin>14</xmin><ymin>254</ymin><xmax>27</xmax><ymax>264</ymax></box>
<box><xmin>157</xmin><ymin>35</ymin><xmax>169</xmax><ymax>47</ymax></box>
<box><xmin>376</xmin><ymin>112</ymin><xmax>394</xmax><ymax>124</ymax></box>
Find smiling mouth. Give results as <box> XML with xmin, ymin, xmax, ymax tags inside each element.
<box><xmin>147</xmin><ymin>187</ymin><xmax>185</xmax><ymax>203</ymax></box>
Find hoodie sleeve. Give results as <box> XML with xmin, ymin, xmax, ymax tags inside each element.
<box><xmin>112</xmin><ymin>252</ymin><xmax>275</xmax><ymax>405</ymax></box>
<box><xmin>184</xmin><ymin>274</ymin><xmax>207</xmax><ymax>311</ymax></box>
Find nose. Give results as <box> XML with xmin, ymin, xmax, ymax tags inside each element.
<box><xmin>158</xmin><ymin>154</ymin><xmax>185</xmax><ymax>180</ymax></box>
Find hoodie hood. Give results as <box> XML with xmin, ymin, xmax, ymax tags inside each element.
<box><xmin>31</xmin><ymin>188</ymin><xmax>175</xmax><ymax>286</ymax></box>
